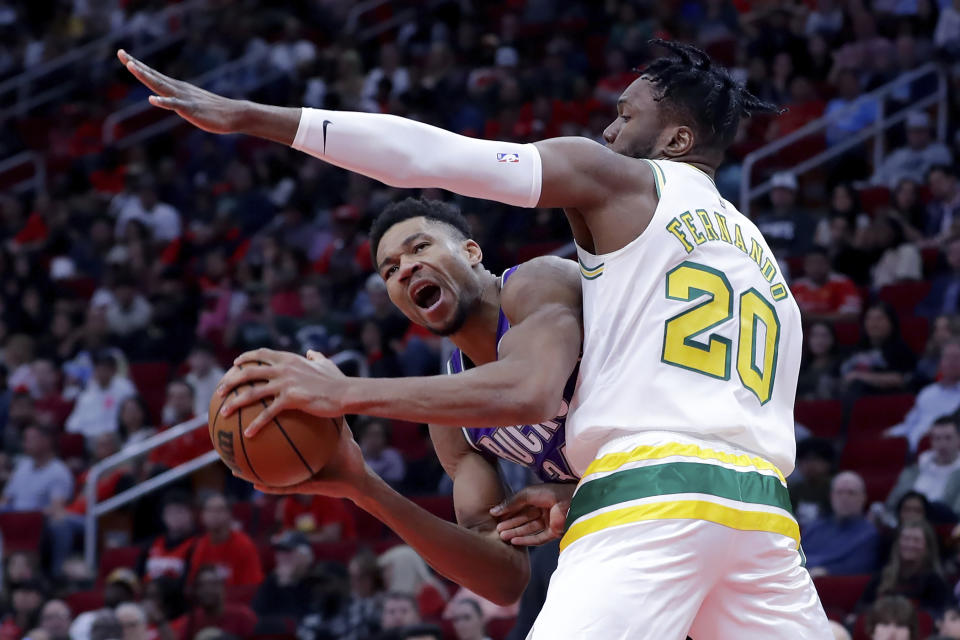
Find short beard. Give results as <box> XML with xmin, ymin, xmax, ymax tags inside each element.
<box><xmin>426</xmin><ymin>297</ymin><xmax>473</xmax><ymax>337</ymax></box>
<box><xmin>624</xmin><ymin>137</ymin><xmax>658</xmax><ymax>160</ymax></box>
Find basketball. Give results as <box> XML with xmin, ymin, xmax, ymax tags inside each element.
<box><xmin>208</xmin><ymin>363</ymin><xmax>342</xmax><ymax>487</ymax></box>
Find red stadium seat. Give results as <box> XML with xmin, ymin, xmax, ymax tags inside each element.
<box><xmin>59</xmin><ymin>432</ymin><xmax>86</xmax><ymax>460</ymax></box>
<box><xmin>488</xmin><ymin>616</ymin><xmax>517</xmax><ymax>640</ymax></box>
<box><xmin>226</xmin><ymin>584</ymin><xmax>259</xmax><ymax>605</ymax></box>
<box><xmin>833</xmin><ymin>321</ymin><xmax>861</xmax><ymax>347</ymax></box>
<box><xmin>347</xmin><ymin>502</ymin><xmax>387</xmax><ymax>541</ymax></box>
<box><xmin>128</xmin><ymin>361</ymin><xmax>172</xmax><ymax>424</ymax></box>
<box><xmin>257</xmin><ymin>542</ymin><xmax>275</xmax><ymax>575</ymax></box>
<box><xmin>390</xmin><ymin>420</ymin><xmax>430</xmax><ymax>460</ymax></box>
<box><xmin>840</xmin><ymin>436</ymin><xmax>908</xmax><ymax>472</ymax></box>
<box><xmin>860</xmin><ymin>470</ymin><xmax>904</xmax><ymax>505</ymax></box>
<box><xmin>900</xmin><ymin>316</ymin><xmax>930</xmax><ymax>356</ymax></box>
<box><xmin>0</xmin><ymin>511</ymin><xmax>45</xmax><ymax>552</ymax></box>
<box><xmin>794</xmin><ymin>400</ymin><xmax>844</xmax><ymax>439</ymax></box>
<box><xmin>813</xmin><ymin>574</ymin><xmax>870</xmax><ymax>614</ymax></box>
<box><xmin>921</xmin><ymin>247</ymin><xmax>941</xmax><ymax>278</ymax></box>
<box><xmin>411</xmin><ymin>495</ymin><xmax>455</xmax><ymax>522</ymax></box>
<box><xmin>98</xmin><ymin>545</ymin><xmax>142</xmax><ymax>582</ymax></box>
<box><xmin>877</xmin><ymin>281</ymin><xmax>931</xmax><ymax>317</ymax></box>
<box><xmin>857</xmin><ymin>186</ymin><xmax>891</xmax><ymax>216</ymax></box>
<box><xmin>313</xmin><ymin>541</ymin><xmax>360</xmax><ymax>565</ymax></box>
<box><xmin>65</xmin><ymin>589</ymin><xmax>105</xmax><ymax>615</ymax></box>
<box><xmin>848</xmin><ymin>394</ymin><xmax>916</xmax><ymax>437</ymax></box>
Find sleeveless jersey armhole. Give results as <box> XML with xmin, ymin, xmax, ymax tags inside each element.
<box><xmin>641</xmin><ymin>158</ymin><xmax>665</xmax><ymax>203</ymax></box>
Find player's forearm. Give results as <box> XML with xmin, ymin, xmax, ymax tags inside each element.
<box><xmin>232</xmin><ymin>102</ymin><xmax>302</xmax><ymax>146</ymax></box>
<box><xmin>287</xmin><ymin>108</ymin><xmax>542</xmax><ymax>208</ymax></box>
<box><xmin>341</xmin><ymin>365</ymin><xmax>559</xmax><ymax>428</ymax></box>
<box><xmin>353</xmin><ymin>471</ymin><xmax>529</xmax><ymax>604</ymax></box>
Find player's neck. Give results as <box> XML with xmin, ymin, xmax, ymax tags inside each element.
<box><xmin>450</xmin><ymin>272</ymin><xmax>502</xmax><ymax>366</ymax></box>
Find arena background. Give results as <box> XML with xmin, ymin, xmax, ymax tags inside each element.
<box><xmin>0</xmin><ymin>0</ymin><xmax>959</xmax><ymax>639</ymax></box>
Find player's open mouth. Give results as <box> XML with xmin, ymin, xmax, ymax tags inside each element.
<box><xmin>411</xmin><ymin>282</ymin><xmax>442</xmax><ymax>310</ymax></box>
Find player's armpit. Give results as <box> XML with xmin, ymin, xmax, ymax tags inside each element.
<box><xmin>533</xmin><ymin>137</ymin><xmax>656</xmax><ymax>210</ymax></box>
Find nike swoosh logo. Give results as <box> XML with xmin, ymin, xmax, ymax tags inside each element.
<box><xmin>322</xmin><ymin>119</ymin><xmax>332</xmax><ymax>154</ymax></box>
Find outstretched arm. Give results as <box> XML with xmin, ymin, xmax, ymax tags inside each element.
<box><xmin>218</xmin><ymin>257</ymin><xmax>582</xmax><ymax>436</ymax></box>
<box><xmin>257</xmin><ymin>421</ymin><xmax>530</xmax><ymax>605</ymax></box>
<box><xmin>118</xmin><ymin>51</ymin><xmax>649</xmax><ymax>214</ymax></box>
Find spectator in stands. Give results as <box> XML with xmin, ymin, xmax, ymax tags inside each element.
<box><xmin>103</xmin><ymin>272</ymin><xmax>153</xmax><ymax>341</ymax></box>
<box><xmin>753</xmin><ymin>171</ymin><xmax>815</xmax><ymax>257</ymax></box>
<box><xmin>37</xmin><ymin>599</ymin><xmax>71</xmax><ymax>640</ymax></box>
<box><xmin>251</xmin><ymin>531</ymin><xmax>313</xmax><ymax>624</ymax></box>
<box><xmin>797</xmin><ymin>322</ymin><xmax>843</xmax><ymax>400</ymax></box>
<box><xmin>814</xmin><ymin>183</ymin><xmax>870</xmax><ymax>251</ymax></box>
<box><xmin>887</xmin><ymin>417</ymin><xmax>960</xmax><ymax>512</ymax></box>
<box><xmin>64</xmin><ymin>350</ymin><xmax>135</xmax><ymax>441</ymax></box>
<box><xmin>932</xmin><ymin>604</ymin><xmax>960</xmax><ymax>639</ymax></box>
<box><xmin>873</xmin><ymin>112</ymin><xmax>953</xmax><ymax>188</ymax></box>
<box><xmin>829</xmin><ymin>620</ymin><xmax>852</xmax><ymax>640</ymax></box>
<box><xmin>31</xmin><ymin>359</ymin><xmax>71</xmax><ymax>430</ymax></box>
<box><xmin>859</xmin><ymin>521</ymin><xmax>953</xmax><ymax>616</ymax></box>
<box><xmin>396</xmin><ymin>624</ymin><xmax>444</xmax><ymax>640</ymax></box>
<box><xmin>187</xmin><ymin>493</ymin><xmax>262</xmax><ymax>588</ymax></box>
<box><xmin>886</xmin><ymin>343</ymin><xmax>960</xmax><ymax>450</ymax></box>
<box><xmin>447</xmin><ymin>599</ymin><xmax>491</xmax><ymax>640</ymax></box>
<box><xmin>88</xmin><ymin>610</ymin><xmax>123</xmax><ymax>640</ymax></box>
<box><xmin>114</xmin><ymin>603</ymin><xmax>148</xmax><ymax>640</ymax></box>
<box><xmin>359</xmin><ymin>419</ymin><xmax>406</xmax><ymax>488</ymax></box>
<box><xmin>866</xmin><ymin>596</ymin><xmax>917</xmax><ymax>640</ymax></box>
<box><xmin>789</xmin><ymin>438</ymin><xmax>836</xmax><ymax>527</ymax></box>
<box><xmin>149</xmin><ymin>381</ymin><xmax>210</xmax><ymax>473</ymax></box>
<box><xmin>917</xmin><ymin>316</ymin><xmax>960</xmax><ymax>386</ymax></box>
<box><xmin>792</xmin><ymin>249</ymin><xmax>863</xmax><ymax>322</ymax></box>
<box><xmin>378</xmin><ymin>546</ymin><xmax>448</xmax><ymax>621</ymax></box>
<box><xmin>184</xmin><ymin>342</ymin><xmax>225</xmax><ymax>419</ymax></box>
<box><xmin>920</xmin><ymin>238</ymin><xmax>960</xmax><ymax>318</ymax></box>
<box><xmin>803</xmin><ymin>471</ymin><xmax>879</xmax><ymax>576</ymax></box>
<box><xmin>140</xmin><ymin>576</ymin><xmax>184</xmax><ymax>640</ymax></box>
<box><xmin>160</xmin><ymin>379</ymin><xmax>194</xmax><ymax>428</ymax></box>
<box><xmin>5</xmin><ymin>334</ymin><xmax>37</xmax><ymax>394</ymax></box>
<box><xmin>925</xmin><ymin>166</ymin><xmax>960</xmax><ymax>246</ymax></box>
<box><xmin>277</xmin><ymin>280</ymin><xmax>347</xmax><ymax>355</ymax></box>
<box><xmin>69</xmin><ymin>568</ymin><xmax>140</xmax><ymax>640</ymax></box>
<box><xmin>139</xmin><ymin>490</ymin><xmax>196</xmax><ymax>584</ymax></box>
<box><xmin>381</xmin><ymin>592</ymin><xmax>421</xmax><ymax>631</ymax></box>
<box><xmin>0</xmin><ymin>424</ymin><xmax>73</xmax><ymax>512</ymax></box>
<box><xmin>276</xmin><ymin>493</ymin><xmax>357</xmax><ymax>543</ymax></box>
<box><xmin>824</xmin><ymin>69</ymin><xmax>879</xmax><ymax>147</ymax></box>
<box><xmin>2</xmin><ymin>580</ymin><xmax>46</xmax><ymax>639</ymax></box>
<box><xmin>171</xmin><ymin>565</ymin><xmax>257</xmax><ymax>640</ymax></box>
<box><xmin>866</xmin><ymin>216</ymin><xmax>923</xmax><ymax>290</ymax></box>
<box><xmin>936</xmin><ymin>0</ymin><xmax>960</xmax><ymax>58</ymax></box>
<box><xmin>889</xmin><ymin>179</ymin><xmax>929</xmax><ymax>245</ymax></box>
<box><xmin>117</xmin><ymin>395</ymin><xmax>155</xmax><ymax>446</ymax></box>
<box><xmin>840</xmin><ymin>302</ymin><xmax>916</xmax><ymax>395</ymax></box>
<box><xmin>115</xmin><ymin>179</ymin><xmax>181</xmax><ymax>244</ymax></box>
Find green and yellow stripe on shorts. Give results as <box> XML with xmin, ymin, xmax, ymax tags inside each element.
<box><xmin>559</xmin><ymin>442</ymin><xmax>800</xmax><ymax>553</ymax></box>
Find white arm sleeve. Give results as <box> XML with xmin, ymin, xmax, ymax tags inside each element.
<box><xmin>291</xmin><ymin>108</ymin><xmax>542</xmax><ymax>208</ymax></box>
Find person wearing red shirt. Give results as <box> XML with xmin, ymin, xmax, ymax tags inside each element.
<box><xmin>187</xmin><ymin>493</ymin><xmax>263</xmax><ymax>587</ymax></box>
<box><xmin>278</xmin><ymin>494</ymin><xmax>357</xmax><ymax>543</ymax></box>
<box><xmin>139</xmin><ymin>491</ymin><xmax>197</xmax><ymax>584</ymax></box>
<box><xmin>31</xmin><ymin>359</ymin><xmax>73</xmax><ymax>429</ymax></box>
<box><xmin>792</xmin><ymin>249</ymin><xmax>863</xmax><ymax>322</ymax></box>
<box><xmin>148</xmin><ymin>380</ymin><xmax>211</xmax><ymax>471</ymax></box>
<box><xmin>171</xmin><ymin>565</ymin><xmax>257</xmax><ymax>640</ymax></box>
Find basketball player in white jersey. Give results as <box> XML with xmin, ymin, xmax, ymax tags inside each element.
<box><xmin>119</xmin><ymin>39</ymin><xmax>830</xmax><ymax>638</ymax></box>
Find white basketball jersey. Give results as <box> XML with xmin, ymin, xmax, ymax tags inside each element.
<box><xmin>566</xmin><ymin>159</ymin><xmax>802</xmax><ymax>476</ymax></box>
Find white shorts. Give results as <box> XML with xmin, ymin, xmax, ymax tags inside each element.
<box><xmin>527</xmin><ymin>432</ymin><xmax>831</xmax><ymax>639</ymax></box>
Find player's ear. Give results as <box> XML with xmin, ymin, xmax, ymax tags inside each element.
<box><xmin>662</xmin><ymin>125</ymin><xmax>695</xmax><ymax>157</ymax></box>
<box><xmin>464</xmin><ymin>239</ymin><xmax>483</xmax><ymax>265</ymax></box>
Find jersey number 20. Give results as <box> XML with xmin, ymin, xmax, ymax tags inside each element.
<box><xmin>661</xmin><ymin>261</ymin><xmax>780</xmax><ymax>405</ymax></box>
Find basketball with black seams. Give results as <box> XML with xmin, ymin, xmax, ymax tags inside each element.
<box><xmin>208</xmin><ymin>362</ymin><xmax>342</xmax><ymax>487</ymax></box>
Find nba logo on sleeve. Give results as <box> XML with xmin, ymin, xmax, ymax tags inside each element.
<box><xmin>497</xmin><ymin>153</ymin><xmax>520</xmax><ymax>163</ymax></box>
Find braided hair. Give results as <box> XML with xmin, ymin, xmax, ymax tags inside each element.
<box><xmin>639</xmin><ymin>39</ymin><xmax>782</xmax><ymax>152</ymax></box>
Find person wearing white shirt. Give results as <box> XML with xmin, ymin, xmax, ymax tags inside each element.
<box><xmin>872</xmin><ymin>112</ymin><xmax>953</xmax><ymax>189</ymax></box>
<box><xmin>65</xmin><ymin>351</ymin><xmax>136</xmax><ymax>441</ymax></box>
<box><xmin>935</xmin><ymin>0</ymin><xmax>960</xmax><ymax>56</ymax></box>
<box><xmin>184</xmin><ymin>341</ymin><xmax>226</xmax><ymax>418</ymax></box>
<box><xmin>887</xmin><ymin>417</ymin><xmax>960</xmax><ymax>511</ymax></box>
<box><xmin>104</xmin><ymin>273</ymin><xmax>153</xmax><ymax>337</ymax></box>
<box><xmin>886</xmin><ymin>340</ymin><xmax>960</xmax><ymax>450</ymax></box>
<box><xmin>115</xmin><ymin>182</ymin><xmax>182</xmax><ymax>243</ymax></box>
<box><xmin>362</xmin><ymin>43</ymin><xmax>410</xmax><ymax>102</ymax></box>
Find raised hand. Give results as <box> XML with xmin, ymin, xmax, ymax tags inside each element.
<box><xmin>490</xmin><ymin>483</ymin><xmax>576</xmax><ymax>546</ymax></box>
<box><xmin>117</xmin><ymin>49</ymin><xmax>245</xmax><ymax>134</ymax></box>
<box><xmin>217</xmin><ymin>348</ymin><xmax>349</xmax><ymax>437</ymax></box>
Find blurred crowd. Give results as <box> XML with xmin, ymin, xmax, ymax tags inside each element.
<box><xmin>0</xmin><ymin>0</ymin><xmax>960</xmax><ymax>639</ymax></box>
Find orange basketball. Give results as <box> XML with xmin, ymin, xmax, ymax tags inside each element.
<box><xmin>208</xmin><ymin>363</ymin><xmax>341</xmax><ymax>487</ymax></box>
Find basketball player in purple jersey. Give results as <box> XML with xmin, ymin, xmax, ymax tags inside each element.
<box><xmin>220</xmin><ymin>197</ymin><xmax>581</xmax><ymax>606</ymax></box>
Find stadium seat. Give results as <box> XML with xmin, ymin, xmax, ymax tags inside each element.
<box><xmin>226</xmin><ymin>584</ymin><xmax>259</xmax><ymax>605</ymax></box>
<box><xmin>313</xmin><ymin>540</ymin><xmax>360</xmax><ymax>565</ymax></box>
<box><xmin>488</xmin><ymin>616</ymin><xmax>517</xmax><ymax>640</ymax></box>
<box><xmin>857</xmin><ymin>186</ymin><xmax>891</xmax><ymax>216</ymax></box>
<box><xmin>98</xmin><ymin>545</ymin><xmax>142</xmax><ymax>582</ymax></box>
<box><xmin>900</xmin><ymin>316</ymin><xmax>930</xmax><ymax>356</ymax></box>
<box><xmin>257</xmin><ymin>542</ymin><xmax>275</xmax><ymax>575</ymax></box>
<box><xmin>848</xmin><ymin>394</ymin><xmax>916</xmax><ymax>437</ymax></box>
<box><xmin>878</xmin><ymin>281</ymin><xmax>931</xmax><ymax>318</ymax></box>
<box><xmin>348</xmin><ymin>502</ymin><xmax>387</xmax><ymax>541</ymax></box>
<box><xmin>813</xmin><ymin>574</ymin><xmax>870</xmax><ymax>615</ymax></box>
<box><xmin>411</xmin><ymin>495</ymin><xmax>455</xmax><ymax>522</ymax></box>
<box><xmin>128</xmin><ymin>361</ymin><xmax>172</xmax><ymax>423</ymax></box>
<box><xmin>0</xmin><ymin>511</ymin><xmax>45</xmax><ymax>552</ymax></box>
<box><xmin>921</xmin><ymin>246</ymin><xmax>941</xmax><ymax>278</ymax></box>
<box><xmin>833</xmin><ymin>321</ymin><xmax>860</xmax><ymax>347</ymax></box>
<box><xmin>840</xmin><ymin>436</ymin><xmax>908</xmax><ymax>474</ymax></box>
<box><xmin>515</xmin><ymin>241</ymin><xmax>566</xmax><ymax>263</ymax></box>
<box><xmin>390</xmin><ymin>420</ymin><xmax>431</xmax><ymax>460</ymax></box>
<box><xmin>794</xmin><ymin>400</ymin><xmax>844</xmax><ymax>439</ymax></box>
<box><xmin>860</xmin><ymin>470</ymin><xmax>904</xmax><ymax>505</ymax></box>
<box><xmin>59</xmin><ymin>432</ymin><xmax>86</xmax><ymax>460</ymax></box>
<box><xmin>65</xmin><ymin>589</ymin><xmax>105</xmax><ymax>615</ymax></box>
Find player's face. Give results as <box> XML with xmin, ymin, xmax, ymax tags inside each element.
<box><xmin>603</xmin><ymin>78</ymin><xmax>670</xmax><ymax>160</ymax></box>
<box><xmin>377</xmin><ymin>217</ymin><xmax>483</xmax><ymax>336</ymax></box>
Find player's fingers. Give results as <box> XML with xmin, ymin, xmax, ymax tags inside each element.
<box><xmin>217</xmin><ymin>363</ymin><xmax>272</xmax><ymax>397</ymax></box>
<box><xmin>235</xmin><ymin>348</ymin><xmax>275</xmax><ymax>367</ymax></box>
<box><xmin>220</xmin><ymin>381</ymin><xmax>278</xmax><ymax>417</ymax></box>
<box><xmin>508</xmin><ymin>530</ymin><xmax>558</xmax><ymax>547</ymax></box>
<box><xmin>490</xmin><ymin>489</ymin><xmax>542</xmax><ymax>517</ymax></box>
<box><xmin>149</xmin><ymin>95</ymin><xmax>190</xmax><ymax>111</ymax></box>
<box><xmin>123</xmin><ymin>57</ymin><xmax>175</xmax><ymax>95</ymax></box>
<box><xmin>117</xmin><ymin>49</ymin><xmax>132</xmax><ymax>64</ymax></box>
<box><xmin>499</xmin><ymin>519</ymin><xmax>547</xmax><ymax>541</ymax></box>
<box><xmin>125</xmin><ymin>55</ymin><xmax>185</xmax><ymax>94</ymax></box>
<box><xmin>244</xmin><ymin>396</ymin><xmax>284</xmax><ymax>438</ymax></box>
<box><xmin>494</xmin><ymin>508</ymin><xmax>541</xmax><ymax>533</ymax></box>
<box><xmin>252</xmin><ymin>483</ymin><xmax>291</xmax><ymax>495</ymax></box>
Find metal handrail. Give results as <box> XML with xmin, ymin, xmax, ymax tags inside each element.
<box><xmin>0</xmin><ymin>0</ymin><xmax>207</xmax><ymax>121</ymax></box>
<box><xmin>740</xmin><ymin>62</ymin><xmax>948</xmax><ymax>217</ymax></box>
<box><xmin>0</xmin><ymin>151</ymin><xmax>46</xmax><ymax>195</ymax></box>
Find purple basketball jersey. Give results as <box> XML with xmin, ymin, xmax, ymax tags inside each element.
<box><xmin>446</xmin><ymin>265</ymin><xmax>579</xmax><ymax>482</ymax></box>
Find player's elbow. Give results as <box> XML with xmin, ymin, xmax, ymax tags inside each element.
<box><xmin>488</xmin><ymin>566</ymin><xmax>530</xmax><ymax>606</ymax></box>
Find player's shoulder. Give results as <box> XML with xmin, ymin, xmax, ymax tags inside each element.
<box><xmin>501</xmin><ymin>256</ymin><xmax>581</xmax><ymax>321</ymax></box>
